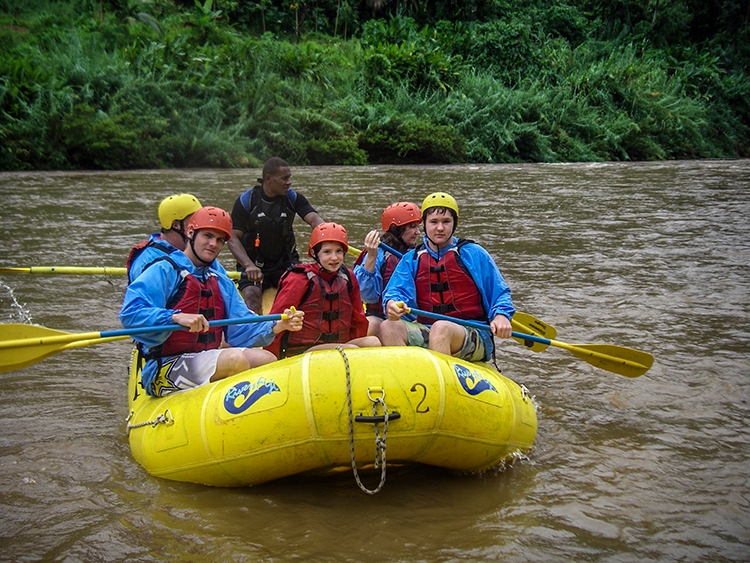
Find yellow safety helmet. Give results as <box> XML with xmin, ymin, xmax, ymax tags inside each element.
<box><xmin>158</xmin><ymin>194</ymin><xmax>202</xmax><ymax>230</ymax></box>
<box><xmin>421</xmin><ymin>192</ymin><xmax>459</xmax><ymax>221</ymax></box>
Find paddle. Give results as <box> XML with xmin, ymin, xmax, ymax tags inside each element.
<box><xmin>399</xmin><ymin>305</ymin><xmax>653</xmax><ymax>378</ymax></box>
<box><xmin>0</xmin><ymin>314</ymin><xmax>288</xmax><ymax>373</ymax></box>
<box><xmin>0</xmin><ymin>266</ymin><xmax>242</xmax><ymax>280</ymax></box>
<box><xmin>349</xmin><ymin>241</ymin><xmax>557</xmax><ymax>352</ymax></box>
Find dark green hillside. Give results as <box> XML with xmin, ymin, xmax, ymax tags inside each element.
<box><xmin>1</xmin><ymin>0</ymin><xmax>747</xmax><ymax>169</ymax></box>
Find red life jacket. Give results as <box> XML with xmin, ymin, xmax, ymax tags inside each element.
<box><xmin>414</xmin><ymin>240</ymin><xmax>485</xmax><ymax>325</ymax></box>
<box><xmin>148</xmin><ymin>257</ymin><xmax>227</xmax><ymax>358</ymax></box>
<box><xmin>354</xmin><ymin>249</ymin><xmax>401</xmax><ymax>319</ymax></box>
<box><xmin>275</xmin><ymin>263</ymin><xmax>356</xmax><ymax>358</ymax></box>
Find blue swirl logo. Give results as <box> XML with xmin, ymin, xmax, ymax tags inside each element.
<box><xmin>454</xmin><ymin>364</ymin><xmax>497</xmax><ymax>396</ymax></box>
<box><xmin>223</xmin><ymin>377</ymin><xmax>280</xmax><ymax>414</ymax></box>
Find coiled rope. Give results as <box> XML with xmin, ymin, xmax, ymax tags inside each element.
<box><xmin>338</xmin><ymin>346</ymin><xmax>389</xmax><ymax>495</ymax></box>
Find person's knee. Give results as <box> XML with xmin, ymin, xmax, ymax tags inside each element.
<box><xmin>379</xmin><ymin>320</ymin><xmax>406</xmax><ymax>345</ymax></box>
<box><xmin>242</xmin><ymin>285</ymin><xmax>262</xmax><ymax>298</ymax></box>
<box><xmin>360</xmin><ymin>336</ymin><xmax>381</xmax><ymax>347</ymax></box>
<box><xmin>429</xmin><ymin>321</ymin><xmax>464</xmax><ymax>353</ymax></box>
<box><xmin>243</xmin><ymin>348</ymin><xmax>277</xmax><ymax>368</ymax></box>
<box><xmin>429</xmin><ymin>320</ymin><xmax>450</xmax><ymax>338</ymax></box>
<box><xmin>212</xmin><ymin>348</ymin><xmax>250</xmax><ymax>380</ymax></box>
<box><xmin>241</xmin><ymin>286</ymin><xmax>262</xmax><ymax>311</ymax></box>
<box><xmin>367</xmin><ymin>317</ymin><xmax>382</xmax><ymax>339</ymax></box>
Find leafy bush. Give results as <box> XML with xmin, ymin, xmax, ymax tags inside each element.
<box><xmin>358</xmin><ymin>116</ymin><xmax>466</xmax><ymax>164</ymax></box>
<box><xmin>304</xmin><ymin>137</ymin><xmax>367</xmax><ymax>165</ymax></box>
<box><xmin>468</xmin><ymin>19</ymin><xmax>543</xmax><ymax>86</ymax></box>
<box><xmin>61</xmin><ymin>103</ymin><xmax>162</xmax><ymax>168</ymax></box>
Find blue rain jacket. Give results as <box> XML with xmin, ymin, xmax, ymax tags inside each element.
<box><xmin>382</xmin><ymin>237</ymin><xmax>515</xmax><ymax>358</ymax></box>
<box><xmin>120</xmin><ymin>249</ymin><xmax>275</xmax><ymax>393</ymax></box>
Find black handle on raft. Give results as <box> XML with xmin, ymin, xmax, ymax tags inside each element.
<box><xmin>354</xmin><ymin>412</ymin><xmax>401</xmax><ymax>424</ymax></box>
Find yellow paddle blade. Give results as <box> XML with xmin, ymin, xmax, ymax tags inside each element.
<box><xmin>511</xmin><ymin>312</ymin><xmax>557</xmax><ymax>353</ymax></box>
<box><xmin>0</xmin><ymin>323</ymin><xmax>69</xmax><ymax>340</ymax></box>
<box><xmin>0</xmin><ymin>335</ymin><xmax>129</xmax><ymax>373</ymax></box>
<box><xmin>560</xmin><ymin>342</ymin><xmax>654</xmax><ymax>378</ymax></box>
<box><xmin>0</xmin><ymin>324</ymin><xmax>128</xmax><ymax>372</ymax></box>
<box><xmin>347</xmin><ymin>245</ymin><xmax>362</xmax><ymax>258</ymax></box>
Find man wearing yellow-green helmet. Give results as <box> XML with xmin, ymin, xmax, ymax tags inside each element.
<box><xmin>126</xmin><ymin>193</ymin><xmax>202</xmax><ymax>283</ymax></box>
<box><xmin>381</xmin><ymin>192</ymin><xmax>515</xmax><ymax>362</ymax></box>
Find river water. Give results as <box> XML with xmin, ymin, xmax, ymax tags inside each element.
<box><xmin>0</xmin><ymin>160</ymin><xmax>748</xmax><ymax>562</ymax></box>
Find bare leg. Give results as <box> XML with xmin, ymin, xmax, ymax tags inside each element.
<box><xmin>348</xmin><ymin>335</ymin><xmax>381</xmax><ymax>348</ymax></box>
<box><xmin>241</xmin><ymin>285</ymin><xmax>263</xmax><ymax>313</ymax></box>
<box><xmin>210</xmin><ymin>348</ymin><xmax>277</xmax><ymax>381</ymax></box>
<box><xmin>379</xmin><ymin>319</ymin><xmax>409</xmax><ymax>346</ymax></box>
<box><xmin>366</xmin><ymin>316</ymin><xmax>383</xmax><ymax>339</ymax></box>
<box><xmin>307</xmin><ymin>342</ymin><xmax>358</xmax><ymax>352</ymax></box>
<box><xmin>306</xmin><ymin>336</ymin><xmax>381</xmax><ymax>352</ymax></box>
<box><xmin>427</xmin><ymin>320</ymin><xmax>465</xmax><ymax>356</ymax></box>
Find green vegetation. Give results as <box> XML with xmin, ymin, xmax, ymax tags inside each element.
<box><xmin>0</xmin><ymin>0</ymin><xmax>747</xmax><ymax>169</ymax></box>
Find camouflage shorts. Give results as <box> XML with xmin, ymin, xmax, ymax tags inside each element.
<box><xmin>402</xmin><ymin>320</ymin><xmax>486</xmax><ymax>362</ymax></box>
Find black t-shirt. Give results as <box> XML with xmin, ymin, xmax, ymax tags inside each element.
<box><xmin>230</xmin><ymin>187</ymin><xmax>316</xmax><ymax>264</ymax></box>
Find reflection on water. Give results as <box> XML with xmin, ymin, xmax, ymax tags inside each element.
<box><xmin>1</xmin><ymin>160</ymin><xmax>749</xmax><ymax>562</ymax></box>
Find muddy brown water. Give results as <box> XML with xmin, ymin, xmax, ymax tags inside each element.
<box><xmin>0</xmin><ymin>160</ymin><xmax>748</xmax><ymax>562</ymax></box>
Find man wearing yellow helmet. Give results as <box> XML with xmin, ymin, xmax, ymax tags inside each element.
<box><xmin>380</xmin><ymin>192</ymin><xmax>515</xmax><ymax>362</ymax></box>
<box><xmin>126</xmin><ymin>193</ymin><xmax>202</xmax><ymax>283</ymax></box>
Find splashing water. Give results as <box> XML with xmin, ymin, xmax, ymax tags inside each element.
<box><xmin>0</xmin><ymin>281</ymin><xmax>33</xmax><ymax>323</ymax></box>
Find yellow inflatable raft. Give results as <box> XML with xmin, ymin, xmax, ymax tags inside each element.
<box><xmin>126</xmin><ymin>346</ymin><xmax>537</xmax><ymax>489</ymax></box>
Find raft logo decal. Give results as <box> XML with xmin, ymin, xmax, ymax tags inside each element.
<box><xmin>224</xmin><ymin>377</ymin><xmax>280</xmax><ymax>415</ymax></box>
<box><xmin>454</xmin><ymin>364</ymin><xmax>497</xmax><ymax>396</ymax></box>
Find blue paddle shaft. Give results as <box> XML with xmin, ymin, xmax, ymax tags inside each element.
<box><xmin>100</xmin><ymin>315</ymin><xmax>284</xmax><ymax>339</ymax></box>
<box><xmin>379</xmin><ymin>241</ymin><xmax>403</xmax><ymax>258</ymax></box>
<box><xmin>406</xmin><ymin>306</ymin><xmax>549</xmax><ymax>345</ymax></box>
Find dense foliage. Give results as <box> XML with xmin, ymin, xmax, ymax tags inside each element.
<box><xmin>0</xmin><ymin>0</ymin><xmax>748</xmax><ymax>169</ymax></box>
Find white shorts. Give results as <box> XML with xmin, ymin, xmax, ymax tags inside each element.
<box><xmin>155</xmin><ymin>349</ymin><xmax>224</xmax><ymax>395</ymax></box>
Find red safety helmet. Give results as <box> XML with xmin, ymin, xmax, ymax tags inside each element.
<box><xmin>188</xmin><ymin>206</ymin><xmax>233</xmax><ymax>241</ymax></box>
<box><xmin>308</xmin><ymin>222</ymin><xmax>348</xmax><ymax>257</ymax></box>
<box><xmin>381</xmin><ymin>202</ymin><xmax>421</xmax><ymax>231</ymax></box>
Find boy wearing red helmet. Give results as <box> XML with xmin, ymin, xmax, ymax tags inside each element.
<box><xmin>120</xmin><ymin>206</ymin><xmax>304</xmax><ymax>397</ymax></box>
<box><xmin>265</xmin><ymin>222</ymin><xmax>381</xmax><ymax>358</ymax></box>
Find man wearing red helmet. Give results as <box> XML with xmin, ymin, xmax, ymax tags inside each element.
<box><xmin>353</xmin><ymin>202</ymin><xmax>421</xmax><ymax>338</ymax></box>
<box><xmin>120</xmin><ymin>206</ymin><xmax>304</xmax><ymax>397</ymax></box>
<box><xmin>265</xmin><ymin>222</ymin><xmax>381</xmax><ymax>359</ymax></box>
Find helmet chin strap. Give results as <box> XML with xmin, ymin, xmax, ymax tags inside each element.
<box><xmin>423</xmin><ymin>225</ymin><xmax>454</xmax><ymax>259</ymax></box>
<box><xmin>422</xmin><ymin>212</ymin><xmax>455</xmax><ymax>258</ymax></box>
<box><xmin>311</xmin><ymin>249</ymin><xmax>327</xmax><ymax>271</ymax></box>
<box><xmin>170</xmin><ymin>219</ymin><xmax>189</xmax><ymax>243</ymax></box>
<box><xmin>188</xmin><ymin>232</ymin><xmax>212</xmax><ymax>266</ymax></box>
